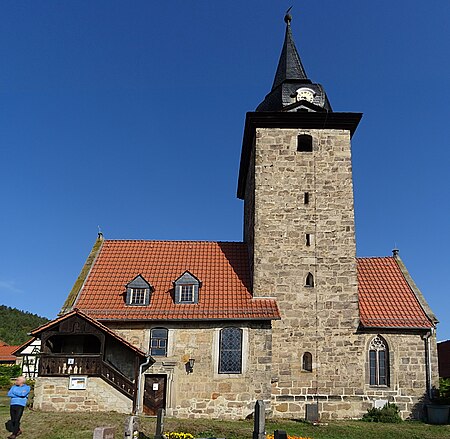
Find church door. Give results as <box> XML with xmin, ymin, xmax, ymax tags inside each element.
<box><xmin>143</xmin><ymin>375</ymin><xmax>167</xmax><ymax>415</ymax></box>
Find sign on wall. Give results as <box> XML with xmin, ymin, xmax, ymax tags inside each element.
<box><xmin>68</xmin><ymin>375</ymin><xmax>87</xmax><ymax>390</ymax></box>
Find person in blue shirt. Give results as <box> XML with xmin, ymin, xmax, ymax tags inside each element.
<box><xmin>7</xmin><ymin>376</ymin><xmax>30</xmax><ymax>439</ymax></box>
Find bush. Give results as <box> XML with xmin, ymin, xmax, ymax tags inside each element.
<box><xmin>362</xmin><ymin>402</ymin><xmax>403</xmax><ymax>423</ymax></box>
<box><xmin>435</xmin><ymin>378</ymin><xmax>450</xmax><ymax>404</ymax></box>
<box><xmin>0</xmin><ymin>365</ymin><xmax>22</xmax><ymax>388</ymax></box>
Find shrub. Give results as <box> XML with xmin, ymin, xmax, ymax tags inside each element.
<box><xmin>362</xmin><ymin>402</ymin><xmax>403</xmax><ymax>423</ymax></box>
<box><xmin>435</xmin><ymin>378</ymin><xmax>450</xmax><ymax>404</ymax></box>
<box><xmin>0</xmin><ymin>365</ymin><xmax>22</xmax><ymax>388</ymax></box>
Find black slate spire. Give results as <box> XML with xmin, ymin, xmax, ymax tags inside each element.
<box><xmin>271</xmin><ymin>11</ymin><xmax>308</xmax><ymax>90</ymax></box>
<box><xmin>256</xmin><ymin>11</ymin><xmax>332</xmax><ymax>112</ymax></box>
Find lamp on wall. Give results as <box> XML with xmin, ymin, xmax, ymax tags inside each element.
<box><xmin>186</xmin><ymin>358</ymin><xmax>195</xmax><ymax>374</ymax></box>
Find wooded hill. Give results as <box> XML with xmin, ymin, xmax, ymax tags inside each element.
<box><xmin>0</xmin><ymin>305</ymin><xmax>49</xmax><ymax>346</ymax></box>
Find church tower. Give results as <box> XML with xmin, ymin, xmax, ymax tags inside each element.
<box><xmin>237</xmin><ymin>12</ymin><xmax>365</xmax><ymax>418</ymax></box>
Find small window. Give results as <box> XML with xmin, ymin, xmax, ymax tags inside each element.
<box><xmin>304</xmin><ymin>192</ymin><xmax>310</xmax><ymax>204</ymax></box>
<box><xmin>306</xmin><ymin>234</ymin><xmax>311</xmax><ymax>247</ymax></box>
<box><xmin>173</xmin><ymin>271</ymin><xmax>201</xmax><ymax>304</ymax></box>
<box><xmin>302</xmin><ymin>352</ymin><xmax>313</xmax><ymax>372</ymax></box>
<box><xmin>369</xmin><ymin>336</ymin><xmax>389</xmax><ymax>386</ymax></box>
<box><xmin>130</xmin><ymin>288</ymin><xmax>147</xmax><ymax>305</ymax></box>
<box><xmin>219</xmin><ymin>327</ymin><xmax>243</xmax><ymax>374</ymax></box>
<box><xmin>125</xmin><ymin>275</ymin><xmax>152</xmax><ymax>306</ymax></box>
<box><xmin>180</xmin><ymin>285</ymin><xmax>194</xmax><ymax>303</ymax></box>
<box><xmin>297</xmin><ymin>134</ymin><xmax>313</xmax><ymax>152</ymax></box>
<box><xmin>150</xmin><ymin>328</ymin><xmax>168</xmax><ymax>356</ymax></box>
<box><xmin>305</xmin><ymin>272</ymin><xmax>314</xmax><ymax>287</ymax></box>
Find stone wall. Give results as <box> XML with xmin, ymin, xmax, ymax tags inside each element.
<box><xmin>246</xmin><ymin>128</ymin><xmax>364</xmax><ymax>419</ymax></box>
<box><xmin>243</xmin><ymin>127</ymin><xmax>435</xmax><ymax>420</ymax></box>
<box><xmin>33</xmin><ymin>376</ymin><xmax>132</xmax><ymax>413</ymax></box>
<box><xmin>109</xmin><ymin>321</ymin><xmax>273</xmax><ymax>419</ymax></box>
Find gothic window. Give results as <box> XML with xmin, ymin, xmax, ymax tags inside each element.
<box><xmin>297</xmin><ymin>134</ymin><xmax>313</xmax><ymax>152</ymax></box>
<box><xmin>125</xmin><ymin>275</ymin><xmax>152</xmax><ymax>306</ymax></box>
<box><xmin>150</xmin><ymin>328</ymin><xmax>168</xmax><ymax>356</ymax></box>
<box><xmin>305</xmin><ymin>272</ymin><xmax>314</xmax><ymax>287</ymax></box>
<box><xmin>369</xmin><ymin>335</ymin><xmax>389</xmax><ymax>386</ymax></box>
<box><xmin>173</xmin><ymin>271</ymin><xmax>201</xmax><ymax>304</ymax></box>
<box><xmin>302</xmin><ymin>352</ymin><xmax>313</xmax><ymax>372</ymax></box>
<box><xmin>218</xmin><ymin>327</ymin><xmax>243</xmax><ymax>374</ymax></box>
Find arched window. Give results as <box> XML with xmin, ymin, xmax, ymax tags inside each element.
<box><xmin>302</xmin><ymin>352</ymin><xmax>313</xmax><ymax>372</ymax></box>
<box><xmin>218</xmin><ymin>327</ymin><xmax>243</xmax><ymax>374</ymax></box>
<box><xmin>305</xmin><ymin>272</ymin><xmax>314</xmax><ymax>287</ymax></box>
<box><xmin>369</xmin><ymin>335</ymin><xmax>389</xmax><ymax>386</ymax></box>
<box><xmin>150</xmin><ymin>328</ymin><xmax>168</xmax><ymax>356</ymax></box>
<box><xmin>297</xmin><ymin>134</ymin><xmax>313</xmax><ymax>152</ymax></box>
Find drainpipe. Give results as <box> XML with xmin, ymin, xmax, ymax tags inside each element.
<box><xmin>423</xmin><ymin>330</ymin><xmax>433</xmax><ymax>400</ymax></box>
<box><xmin>134</xmin><ymin>355</ymin><xmax>153</xmax><ymax>415</ymax></box>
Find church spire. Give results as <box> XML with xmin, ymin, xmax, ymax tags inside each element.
<box><xmin>256</xmin><ymin>10</ymin><xmax>332</xmax><ymax>112</ymax></box>
<box><xmin>271</xmin><ymin>10</ymin><xmax>308</xmax><ymax>90</ymax></box>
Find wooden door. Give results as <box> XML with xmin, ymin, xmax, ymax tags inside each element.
<box><xmin>143</xmin><ymin>375</ymin><xmax>167</xmax><ymax>415</ymax></box>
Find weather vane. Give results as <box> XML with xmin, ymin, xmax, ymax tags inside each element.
<box><xmin>284</xmin><ymin>6</ymin><xmax>293</xmax><ymax>24</ymax></box>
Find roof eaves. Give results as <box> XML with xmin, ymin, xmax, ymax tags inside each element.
<box><xmin>31</xmin><ymin>309</ymin><xmax>148</xmax><ymax>358</ymax></box>
<box><xmin>11</xmin><ymin>337</ymin><xmax>36</xmax><ymax>356</ymax></box>
<box><xmin>393</xmin><ymin>254</ymin><xmax>438</xmax><ymax>325</ymax></box>
<box><xmin>59</xmin><ymin>234</ymin><xmax>104</xmax><ymax>315</ymax></box>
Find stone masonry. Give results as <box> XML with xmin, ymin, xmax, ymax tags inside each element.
<box><xmin>34</xmin><ymin>376</ymin><xmax>132</xmax><ymax>413</ymax></box>
<box><xmin>242</xmin><ymin>127</ymin><xmax>437</xmax><ymax>419</ymax></box>
<box><xmin>110</xmin><ymin>321</ymin><xmax>273</xmax><ymax>419</ymax></box>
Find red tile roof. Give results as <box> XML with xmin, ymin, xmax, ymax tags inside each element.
<box><xmin>0</xmin><ymin>345</ymin><xmax>19</xmax><ymax>362</ymax></box>
<box><xmin>73</xmin><ymin>240</ymin><xmax>280</xmax><ymax>321</ymax></box>
<box><xmin>357</xmin><ymin>257</ymin><xmax>433</xmax><ymax>329</ymax></box>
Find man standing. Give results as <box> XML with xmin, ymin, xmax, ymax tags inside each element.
<box><xmin>7</xmin><ymin>376</ymin><xmax>30</xmax><ymax>439</ymax></box>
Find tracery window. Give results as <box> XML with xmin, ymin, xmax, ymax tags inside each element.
<box><xmin>218</xmin><ymin>327</ymin><xmax>243</xmax><ymax>374</ymax></box>
<box><xmin>369</xmin><ymin>335</ymin><xmax>389</xmax><ymax>386</ymax></box>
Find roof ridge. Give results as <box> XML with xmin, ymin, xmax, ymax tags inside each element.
<box><xmin>104</xmin><ymin>239</ymin><xmax>246</xmax><ymax>244</ymax></box>
<box><xmin>357</xmin><ymin>256</ymin><xmax>394</xmax><ymax>260</ymax></box>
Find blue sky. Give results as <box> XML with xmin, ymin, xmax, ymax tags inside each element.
<box><xmin>1</xmin><ymin>1</ymin><xmax>449</xmax><ymax>340</ymax></box>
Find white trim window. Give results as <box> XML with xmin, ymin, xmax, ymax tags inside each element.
<box><xmin>130</xmin><ymin>288</ymin><xmax>147</xmax><ymax>305</ymax></box>
<box><xmin>179</xmin><ymin>285</ymin><xmax>194</xmax><ymax>303</ymax></box>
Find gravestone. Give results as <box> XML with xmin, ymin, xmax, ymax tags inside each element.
<box><xmin>252</xmin><ymin>400</ymin><xmax>266</xmax><ymax>439</ymax></box>
<box><xmin>274</xmin><ymin>430</ymin><xmax>287</xmax><ymax>439</ymax></box>
<box><xmin>93</xmin><ymin>426</ymin><xmax>115</xmax><ymax>439</ymax></box>
<box><xmin>124</xmin><ymin>415</ymin><xmax>139</xmax><ymax>438</ymax></box>
<box><xmin>305</xmin><ymin>403</ymin><xmax>319</xmax><ymax>423</ymax></box>
<box><xmin>155</xmin><ymin>408</ymin><xmax>165</xmax><ymax>439</ymax></box>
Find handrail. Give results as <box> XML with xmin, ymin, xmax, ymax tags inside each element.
<box><xmin>39</xmin><ymin>354</ymin><xmax>135</xmax><ymax>400</ymax></box>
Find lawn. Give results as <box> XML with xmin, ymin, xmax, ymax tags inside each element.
<box><xmin>0</xmin><ymin>390</ymin><xmax>449</xmax><ymax>439</ymax></box>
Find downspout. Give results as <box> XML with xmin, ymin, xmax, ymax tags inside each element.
<box><xmin>423</xmin><ymin>330</ymin><xmax>433</xmax><ymax>400</ymax></box>
<box><xmin>134</xmin><ymin>355</ymin><xmax>153</xmax><ymax>415</ymax></box>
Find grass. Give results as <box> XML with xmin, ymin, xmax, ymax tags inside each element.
<box><xmin>1</xmin><ymin>390</ymin><xmax>449</xmax><ymax>439</ymax></box>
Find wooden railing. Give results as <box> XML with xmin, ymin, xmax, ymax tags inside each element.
<box><xmin>39</xmin><ymin>354</ymin><xmax>135</xmax><ymax>400</ymax></box>
<box><xmin>40</xmin><ymin>355</ymin><xmax>102</xmax><ymax>376</ymax></box>
<box><xmin>100</xmin><ymin>361</ymin><xmax>135</xmax><ymax>398</ymax></box>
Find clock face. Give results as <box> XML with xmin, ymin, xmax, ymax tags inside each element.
<box><xmin>296</xmin><ymin>88</ymin><xmax>315</xmax><ymax>103</ymax></box>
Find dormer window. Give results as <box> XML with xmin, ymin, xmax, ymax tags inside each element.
<box><xmin>130</xmin><ymin>288</ymin><xmax>147</xmax><ymax>305</ymax></box>
<box><xmin>125</xmin><ymin>275</ymin><xmax>153</xmax><ymax>306</ymax></box>
<box><xmin>173</xmin><ymin>271</ymin><xmax>201</xmax><ymax>304</ymax></box>
<box><xmin>180</xmin><ymin>285</ymin><xmax>194</xmax><ymax>303</ymax></box>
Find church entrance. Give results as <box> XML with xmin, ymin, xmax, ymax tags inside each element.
<box><xmin>143</xmin><ymin>374</ymin><xmax>167</xmax><ymax>415</ymax></box>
